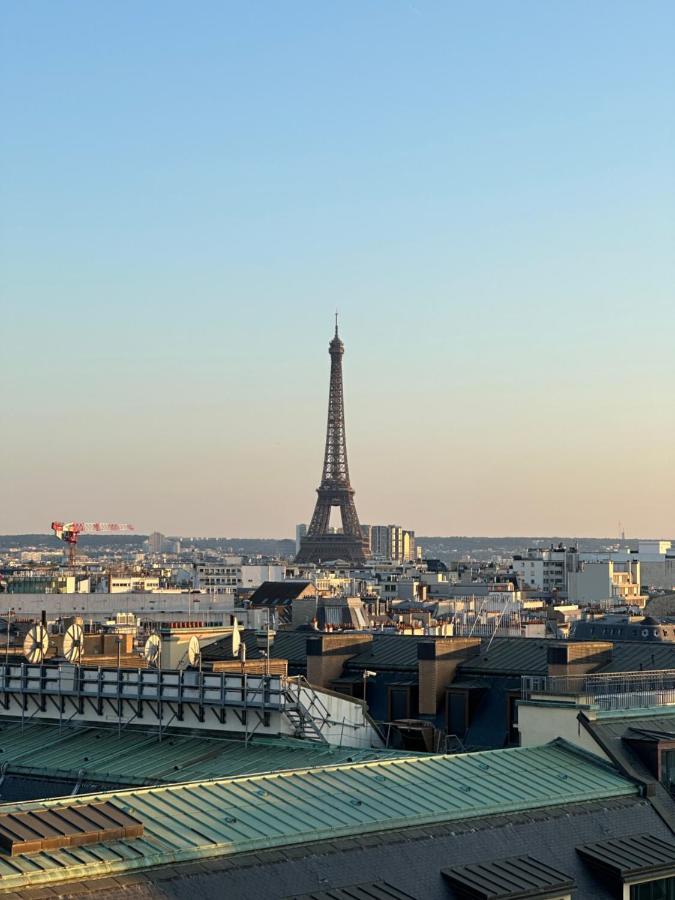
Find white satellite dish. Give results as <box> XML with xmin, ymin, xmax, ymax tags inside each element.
<box><xmin>63</xmin><ymin>623</ymin><xmax>84</xmax><ymax>664</ymax></box>
<box><xmin>143</xmin><ymin>633</ymin><xmax>162</xmax><ymax>667</ymax></box>
<box><xmin>187</xmin><ymin>635</ymin><xmax>201</xmax><ymax>668</ymax></box>
<box><xmin>23</xmin><ymin>624</ymin><xmax>49</xmax><ymax>664</ymax></box>
<box><xmin>232</xmin><ymin>619</ymin><xmax>240</xmax><ymax>658</ymax></box>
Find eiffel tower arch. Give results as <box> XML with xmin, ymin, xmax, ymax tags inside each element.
<box><xmin>295</xmin><ymin>318</ymin><xmax>369</xmax><ymax>565</ymax></box>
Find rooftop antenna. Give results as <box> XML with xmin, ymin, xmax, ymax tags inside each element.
<box><xmin>143</xmin><ymin>632</ymin><xmax>162</xmax><ymax>668</ymax></box>
<box><xmin>335</xmin><ymin>309</ymin><xmax>339</xmax><ymax>336</ymax></box>
<box><xmin>187</xmin><ymin>635</ymin><xmax>201</xmax><ymax>670</ymax></box>
<box><xmin>62</xmin><ymin>623</ymin><xmax>83</xmax><ymax>665</ymax></box>
<box><xmin>23</xmin><ymin>624</ymin><xmax>49</xmax><ymax>665</ymax></box>
<box><xmin>232</xmin><ymin>618</ymin><xmax>241</xmax><ymax>658</ymax></box>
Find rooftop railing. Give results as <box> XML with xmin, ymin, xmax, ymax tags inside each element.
<box><xmin>521</xmin><ymin>669</ymin><xmax>675</xmax><ymax>711</ymax></box>
<box><xmin>0</xmin><ymin>663</ymin><xmax>285</xmax><ymax>710</ymax></box>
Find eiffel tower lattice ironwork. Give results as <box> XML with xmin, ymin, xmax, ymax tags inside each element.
<box><xmin>295</xmin><ymin>317</ymin><xmax>369</xmax><ymax>565</ymax></box>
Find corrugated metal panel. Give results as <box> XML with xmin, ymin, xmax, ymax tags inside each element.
<box><xmin>0</xmin><ymin>740</ymin><xmax>637</xmax><ymax>892</ymax></box>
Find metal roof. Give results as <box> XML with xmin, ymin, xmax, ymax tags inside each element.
<box><xmin>344</xmin><ymin>635</ymin><xmax>430</xmax><ymax>672</ymax></box>
<box><xmin>0</xmin><ymin>722</ymin><xmax>412</xmax><ymax>788</ymax></box>
<box><xmin>0</xmin><ymin>740</ymin><xmax>638</xmax><ymax>892</ymax></box>
<box><xmin>202</xmin><ymin>630</ymin><xmax>261</xmax><ymax>661</ymax></box>
<box><xmin>272</xmin><ymin>631</ymin><xmax>312</xmax><ymax>665</ymax></box>
<box><xmin>250</xmin><ymin>582</ymin><xmax>315</xmax><ymax>605</ymax></box>
<box><xmin>600</xmin><ymin>642</ymin><xmax>675</xmax><ymax>673</ymax></box>
<box><xmin>288</xmin><ymin>883</ymin><xmax>418</xmax><ymax>900</ymax></box>
<box><xmin>458</xmin><ymin>638</ymin><xmax>550</xmax><ymax>677</ymax></box>
<box><xmin>577</xmin><ymin>833</ymin><xmax>675</xmax><ymax>881</ymax></box>
<box><xmin>441</xmin><ymin>855</ymin><xmax>575</xmax><ymax>899</ymax></box>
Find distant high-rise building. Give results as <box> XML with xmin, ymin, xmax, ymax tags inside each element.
<box><xmin>361</xmin><ymin>524</ymin><xmax>372</xmax><ymax>554</ymax></box>
<box><xmin>295</xmin><ymin>524</ymin><xmax>307</xmax><ymax>555</ymax></box>
<box><xmin>147</xmin><ymin>531</ymin><xmax>166</xmax><ymax>553</ymax></box>
<box><xmin>370</xmin><ymin>525</ymin><xmax>416</xmax><ymax>563</ymax></box>
<box><xmin>146</xmin><ymin>532</ymin><xmax>180</xmax><ymax>554</ymax></box>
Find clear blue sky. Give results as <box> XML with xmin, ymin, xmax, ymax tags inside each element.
<box><xmin>1</xmin><ymin>1</ymin><xmax>674</xmax><ymax>538</ymax></box>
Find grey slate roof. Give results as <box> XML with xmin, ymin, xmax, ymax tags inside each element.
<box><xmin>579</xmin><ymin>711</ymin><xmax>675</xmax><ymax>828</ymax></box>
<box><xmin>441</xmin><ymin>855</ymin><xmax>575</xmax><ymax>899</ymax></box>
<box><xmin>77</xmin><ymin>795</ymin><xmax>674</xmax><ymax>899</ymax></box>
<box><xmin>249</xmin><ymin>581</ymin><xmax>315</xmax><ymax>606</ymax></box>
<box><xmin>577</xmin><ymin>833</ymin><xmax>675</xmax><ymax>880</ymax></box>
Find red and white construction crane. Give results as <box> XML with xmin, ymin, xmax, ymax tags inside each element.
<box><xmin>50</xmin><ymin>522</ymin><xmax>135</xmax><ymax>566</ymax></box>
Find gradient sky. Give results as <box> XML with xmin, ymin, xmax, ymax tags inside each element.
<box><xmin>1</xmin><ymin>1</ymin><xmax>674</xmax><ymax>538</ymax></box>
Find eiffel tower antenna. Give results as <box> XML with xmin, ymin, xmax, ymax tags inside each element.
<box><xmin>295</xmin><ymin>318</ymin><xmax>368</xmax><ymax>565</ymax></box>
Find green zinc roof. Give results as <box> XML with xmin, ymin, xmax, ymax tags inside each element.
<box><xmin>0</xmin><ymin>740</ymin><xmax>637</xmax><ymax>893</ymax></box>
<box><xmin>0</xmin><ymin>722</ymin><xmax>413</xmax><ymax>787</ymax></box>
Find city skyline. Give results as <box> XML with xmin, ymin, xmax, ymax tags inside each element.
<box><xmin>2</xmin><ymin>2</ymin><xmax>674</xmax><ymax>537</ymax></box>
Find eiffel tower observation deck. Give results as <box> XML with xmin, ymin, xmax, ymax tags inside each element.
<box><xmin>295</xmin><ymin>317</ymin><xmax>369</xmax><ymax>566</ymax></box>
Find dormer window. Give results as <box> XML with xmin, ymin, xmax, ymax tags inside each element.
<box><xmin>578</xmin><ymin>834</ymin><xmax>675</xmax><ymax>900</ymax></box>
<box><xmin>442</xmin><ymin>854</ymin><xmax>574</xmax><ymax>899</ymax></box>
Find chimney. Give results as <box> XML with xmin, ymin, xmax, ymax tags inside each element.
<box><xmin>306</xmin><ymin>633</ymin><xmax>373</xmax><ymax>688</ymax></box>
<box><xmin>418</xmin><ymin>638</ymin><xmax>481</xmax><ymax>716</ymax></box>
<box><xmin>547</xmin><ymin>641</ymin><xmax>613</xmax><ymax>678</ymax></box>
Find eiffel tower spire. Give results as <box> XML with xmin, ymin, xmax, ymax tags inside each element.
<box><xmin>296</xmin><ymin>319</ymin><xmax>368</xmax><ymax>565</ymax></box>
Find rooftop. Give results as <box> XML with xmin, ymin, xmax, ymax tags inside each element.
<box><xmin>441</xmin><ymin>854</ymin><xmax>576</xmax><ymax>899</ymax></box>
<box><xmin>0</xmin><ymin>722</ymin><xmax>412</xmax><ymax>791</ymax></box>
<box><xmin>577</xmin><ymin>833</ymin><xmax>675</xmax><ymax>882</ymax></box>
<box><xmin>522</xmin><ymin>667</ymin><xmax>675</xmax><ymax>712</ymax></box>
<box><xmin>0</xmin><ymin>740</ymin><xmax>638</xmax><ymax>893</ymax></box>
<box><xmin>249</xmin><ymin>581</ymin><xmax>315</xmax><ymax>606</ymax></box>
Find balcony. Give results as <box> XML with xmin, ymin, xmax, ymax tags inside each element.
<box><xmin>521</xmin><ymin>669</ymin><xmax>675</xmax><ymax>711</ymax></box>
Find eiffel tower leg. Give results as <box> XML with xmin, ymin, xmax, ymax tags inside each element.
<box><xmin>308</xmin><ymin>496</ymin><xmax>331</xmax><ymax>534</ymax></box>
<box><xmin>339</xmin><ymin>495</ymin><xmax>362</xmax><ymax>538</ymax></box>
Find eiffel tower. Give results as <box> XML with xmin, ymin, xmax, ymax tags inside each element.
<box><xmin>295</xmin><ymin>317</ymin><xmax>369</xmax><ymax>565</ymax></box>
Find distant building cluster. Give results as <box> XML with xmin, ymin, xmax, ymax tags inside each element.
<box><xmin>295</xmin><ymin>522</ymin><xmax>417</xmax><ymax>564</ymax></box>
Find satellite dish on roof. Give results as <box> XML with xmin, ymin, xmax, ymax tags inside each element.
<box><xmin>232</xmin><ymin>619</ymin><xmax>240</xmax><ymax>658</ymax></box>
<box><xmin>187</xmin><ymin>635</ymin><xmax>201</xmax><ymax>668</ymax></box>
<box><xmin>23</xmin><ymin>624</ymin><xmax>49</xmax><ymax>664</ymax></box>
<box><xmin>143</xmin><ymin>633</ymin><xmax>162</xmax><ymax>667</ymax></box>
<box><xmin>63</xmin><ymin>623</ymin><xmax>84</xmax><ymax>664</ymax></box>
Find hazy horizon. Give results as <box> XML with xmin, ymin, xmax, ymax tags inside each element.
<box><xmin>2</xmin><ymin>2</ymin><xmax>674</xmax><ymax>538</ymax></box>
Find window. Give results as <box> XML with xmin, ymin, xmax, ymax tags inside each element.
<box><xmin>662</xmin><ymin>750</ymin><xmax>675</xmax><ymax>796</ymax></box>
<box><xmin>632</xmin><ymin>877</ymin><xmax>675</xmax><ymax>899</ymax></box>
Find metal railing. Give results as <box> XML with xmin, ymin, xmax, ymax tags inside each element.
<box><xmin>0</xmin><ymin>663</ymin><xmax>285</xmax><ymax>711</ymax></box>
<box><xmin>522</xmin><ymin>669</ymin><xmax>675</xmax><ymax>711</ymax></box>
